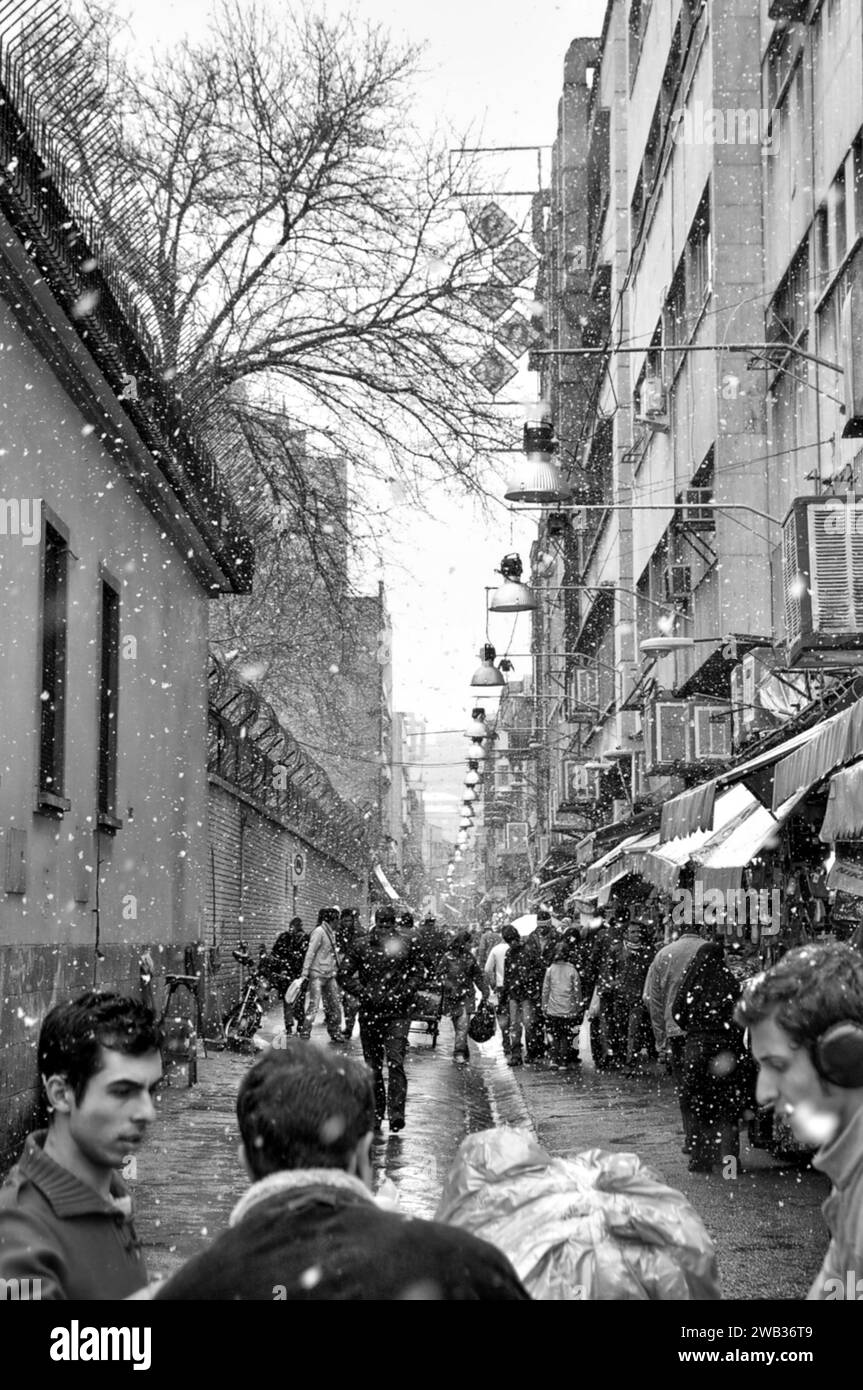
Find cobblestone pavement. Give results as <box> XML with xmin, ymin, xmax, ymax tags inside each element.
<box><xmin>134</xmin><ymin>1014</ymin><xmax>829</xmax><ymax>1298</ymax></box>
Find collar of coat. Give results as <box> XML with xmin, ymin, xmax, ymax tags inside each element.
<box><xmin>229</xmin><ymin>1167</ymin><xmax>387</xmax><ymax>1227</ymax></box>
<box><xmin>17</xmin><ymin>1130</ymin><xmax>133</xmax><ymax>1218</ymax></box>
<box><xmin>812</xmin><ymin>1103</ymin><xmax>863</xmax><ymax>1190</ymax></box>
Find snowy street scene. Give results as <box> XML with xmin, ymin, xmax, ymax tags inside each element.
<box><xmin>1</xmin><ymin>0</ymin><xmax>863</xmax><ymax>1360</ymax></box>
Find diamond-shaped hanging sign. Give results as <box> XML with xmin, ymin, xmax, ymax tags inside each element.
<box><xmin>472</xmin><ymin>201</ymin><xmax>518</xmax><ymax>248</ymax></box>
<box><xmin>471</xmin><ymin>279</ymin><xmax>517</xmax><ymax>323</ymax></box>
<box><xmin>470</xmin><ymin>347</ymin><xmax>518</xmax><ymax>396</ymax></box>
<box><xmin>495</xmin><ymin>239</ymin><xmax>538</xmax><ymax>286</ymax></box>
<box><xmin>495</xmin><ymin>312</ymin><xmax>538</xmax><ymax>360</ymax></box>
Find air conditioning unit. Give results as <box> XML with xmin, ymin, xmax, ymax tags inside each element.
<box><xmin>690</xmin><ymin>701</ymin><xmax>732</xmax><ymax>763</ymax></box>
<box><xmin>841</xmin><ymin>277</ymin><xmax>863</xmax><ymax>437</ymax></box>
<box><xmin>767</xmin><ymin>0</ymin><xmax>808</xmax><ymax>19</ymax></box>
<box><xmin>563</xmin><ymin>762</ymin><xmax>601</xmax><ymax>804</ymax></box>
<box><xmin>505</xmin><ymin>821</ymin><xmax>529</xmax><ymax>852</ymax></box>
<box><xmin>636</xmin><ymin>376</ymin><xmax>669</xmax><ymax>429</ymax></box>
<box><xmin>680</xmin><ymin>488</ymin><xmax>715</xmax><ymax>531</ymax></box>
<box><xmin>643</xmin><ymin>699</ymin><xmax>690</xmax><ymax>775</ymax></box>
<box><xmin>782</xmin><ymin>495</ymin><xmax>863</xmax><ymax>665</ymax></box>
<box><xmin>567</xmin><ymin>666</ymin><xmax>600</xmax><ymax>722</ymax></box>
<box><xmin>663</xmin><ymin>564</ymin><xmax>692</xmax><ymax>600</ymax></box>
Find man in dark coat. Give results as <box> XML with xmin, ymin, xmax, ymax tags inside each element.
<box><xmin>339</xmin><ymin>906</ymin><xmax>422</xmax><ymax>1132</ymax></box>
<box><xmin>266</xmin><ymin>917</ymin><xmax>309</xmax><ymax>1034</ymax></box>
<box><xmin>336</xmin><ymin>908</ymin><xmax>363</xmax><ymax>1040</ymax></box>
<box><xmin>502</xmin><ymin>931</ymin><xmax>546</xmax><ymax>1065</ymax></box>
<box><xmin>440</xmin><ymin>930</ymin><xmax>490</xmax><ymax>1064</ymax></box>
<box><xmin>156</xmin><ymin>1043</ymin><xmax>530</xmax><ymax>1301</ymax></box>
<box><xmin>414</xmin><ymin>914</ymin><xmax>448</xmax><ymax>986</ymax></box>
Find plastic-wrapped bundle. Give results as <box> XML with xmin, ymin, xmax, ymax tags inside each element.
<box><xmin>436</xmin><ymin>1127</ymin><xmax>720</xmax><ymax>1301</ymax></box>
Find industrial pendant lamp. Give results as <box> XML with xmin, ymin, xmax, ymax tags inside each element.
<box><xmin>489</xmin><ymin>553</ymin><xmax>537</xmax><ymax>613</ymax></box>
<box><xmin>465</xmin><ymin>709</ymin><xmax>487</xmax><ymax>738</ymax></box>
<box><xmin>470</xmin><ymin>643</ymin><xmax>505</xmax><ymax>687</ymax></box>
<box><xmin>464</xmin><ymin>767</ymin><xmax>481</xmax><ymax>787</ymax></box>
<box><xmin>463</xmin><ymin>788</ymin><xmax>476</xmax><ymax>804</ymax></box>
<box><xmin>504</xmin><ymin>403</ymin><xmax>571</xmax><ymax>504</ymax></box>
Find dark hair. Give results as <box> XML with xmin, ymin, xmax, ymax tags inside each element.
<box><xmin>237</xmin><ymin>1041</ymin><xmax>375</xmax><ymax>1178</ymax></box>
<box><xmin>399</xmin><ymin>912</ymin><xmax>415</xmax><ymax>931</ymax></box>
<box><xmin>501</xmin><ymin>924</ymin><xmax>520</xmax><ymax>946</ymax></box>
<box><xmin>734</xmin><ymin>943</ymin><xmax>863</xmax><ymax>1053</ymax></box>
<box><xmin>38</xmin><ymin>991</ymin><xmax>163</xmax><ymax>1104</ymax></box>
<box><xmin>375</xmin><ymin>906</ymin><xmax>396</xmax><ymax>927</ymax></box>
<box><xmin>339</xmin><ymin>907</ymin><xmax>354</xmax><ymax>920</ymax></box>
<box><xmin>289</xmin><ymin>917</ymin><xmax>303</xmax><ymax>931</ymax></box>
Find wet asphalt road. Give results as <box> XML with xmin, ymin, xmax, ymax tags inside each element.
<box><xmin>134</xmin><ymin>1011</ymin><xmax>829</xmax><ymax>1299</ymax></box>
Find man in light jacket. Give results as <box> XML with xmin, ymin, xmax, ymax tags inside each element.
<box><xmin>542</xmin><ymin>945</ymin><xmax>583</xmax><ymax>1067</ymax></box>
<box><xmin>299</xmin><ymin>907</ymin><xmax>343</xmax><ymax>1043</ymax></box>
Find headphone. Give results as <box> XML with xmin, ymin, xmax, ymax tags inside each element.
<box><xmin>813</xmin><ymin>1022</ymin><xmax>863</xmax><ymax>1088</ymax></box>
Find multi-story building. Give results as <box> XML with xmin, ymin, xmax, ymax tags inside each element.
<box><xmin>0</xmin><ymin>33</ymin><xmax>252</xmax><ymax>1164</ymax></box>
<box><xmin>528</xmin><ymin>1</ymin><xmax>863</xmax><ymax>854</ymax></box>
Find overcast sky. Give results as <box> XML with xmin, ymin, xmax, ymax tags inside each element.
<box><xmin>121</xmin><ymin>0</ymin><xmax>608</xmax><ymax>829</ymax></box>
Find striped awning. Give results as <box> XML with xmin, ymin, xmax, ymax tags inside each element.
<box><xmin>820</xmin><ymin>760</ymin><xmax>863</xmax><ymax>842</ymax></box>
<box><xmin>692</xmin><ymin>788</ymin><xmax>809</xmax><ymax>893</ymax></box>
<box><xmin>641</xmin><ymin>782</ymin><xmax>754</xmax><ymax>892</ymax></box>
<box><xmin>773</xmin><ymin>697</ymin><xmax>863</xmax><ymax>811</ymax></box>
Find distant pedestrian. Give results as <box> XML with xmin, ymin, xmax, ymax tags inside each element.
<box><xmin>336</xmin><ymin>908</ymin><xmax>363</xmax><ymax>1040</ymax></box>
<box><xmin>266</xmin><ymin>917</ymin><xmax>309</xmax><ymax>1034</ymax></box>
<box><xmin>643</xmin><ymin>925</ymin><xmax>705</xmax><ymax>1155</ymax></box>
<box><xmin>502</xmin><ymin>931</ymin><xmax>545</xmax><ymax>1066</ymax></box>
<box><xmin>619</xmin><ymin>924</ymin><xmax>658</xmax><ymax>1074</ymax></box>
<box><xmin>154</xmin><ymin>1043</ymin><xmax>529</xmax><ymax>1301</ymax></box>
<box><xmin>542</xmin><ymin>945</ymin><xmax>583</xmax><ymax>1068</ymax></box>
<box><xmin>339</xmin><ymin>907</ymin><xmax>422</xmax><ymax>1132</ymax></box>
<box><xmin>299</xmin><ymin>907</ymin><xmax>343</xmax><ymax>1044</ymax></box>
<box><xmin>485</xmin><ymin>925</ymin><xmax>516</xmax><ymax>1057</ymax></box>
<box><xmin>440</xmin><ymin>930</ymin><xmax>490</xmax><ymax>1065</ymax></box>
<box><xmin>0</xmin><ymin>992</ymin><xmax>162</xmax><ymax>1300</ymax></box>
<box><xmin>414</xmin><ymin>914</ymin><xmax>448</xmax><ymax>987</ymax></box>
<box><xmin>671</xmin><ymin>940</ymin><xmax>751</xmax><ymax>1174</ymax></box>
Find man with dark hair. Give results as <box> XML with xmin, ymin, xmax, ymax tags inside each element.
<box><xmin>735</xmin><ymin>943</ymin><xmax>863</xmax><ymax>1299</ymax></box>
<box><xmin>339</xmin><ymin>906</ymin><xmax>422</xmax><ymax>1132</ymax></box>
<box><xmin>155</xmin><ymin>1042</ymin><xmax>529</xmax><ymax>1300</ymax></box>
<box><xmin>0</xmin><ymin>991</ymin><xmax>163</xmax><ymax>1299</ymax></box>
<box><xmin>266</xmin><ymin>917</ymin><xmax>309</xmax><ymax>1034</ymax></box>
<box><xmin>643</xmin><ymin>923</ymin><xmax>704</xmax><ymax>1149</ymax></box>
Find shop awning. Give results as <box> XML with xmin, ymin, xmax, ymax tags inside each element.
<box><xmin>692</xmin><ymin>787</ymin><xmax>810</xmax><ymax>893</ymax></box>
<box><xmin>575</xmin><ymin>808</ymin><xmax>662</xmax><ymax>865</ymax></box>
<box><xmin>773</xmin><ymin>697</ymin><xmax>863</xmax><ymax>811</ymax></box>
<box><xmin>658</xmin><ymin>724</ymin><xmax>820</xmax><ymax>841</ymax></box>
<box><xmin>819</xmin><ymin>760</ymin><xmax>863</xmax><ymax>841</ymax></box>
<box><xmin>373</xmin><ymin>864</ymin><xmax>399</xmax><ymax>901</ymax></box>
<box><xmin>642</xmin><ymin>782</ymin><xmax>754</xmax><ymax>892</ymax></box>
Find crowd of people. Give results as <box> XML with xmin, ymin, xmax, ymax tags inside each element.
<box><xmin>1</xmin><ymin>908</ymin><xmax>862</xmax><ymax>1300</ymax></box>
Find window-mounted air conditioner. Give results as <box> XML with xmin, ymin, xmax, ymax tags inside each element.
<box><xmin>636</xmin><ymin>376</ymin><xmax>669</xmax><ymax>430</ymax></box>
<box><xmin>505</xmin><ymin>821</ymin><xmax>529</xmax><ymax>852</ymax></box>
<box><xmin>680</xmin><ymin>488</ymin><xmax>715</xmax><ymax>531</ymax></box>
<box><xmin>664</xmin><ymin>564</ymin><xmax>692</xmax><ymax>600</ymax></box>
<box><xmin>782</xmin><ymin>495</ymin><xmax>863</xmax><ymax>665</ymax></box>
<box><xmin>643</xmin><ymin>698</ymin><xmax>731</xmax><ymax>774</ymax></box>
<box><xmin>567</xmin><ymin>667</ymin><xmax>600</xmax><ymax>723</ymax></box>
<box><xmin>563</xmin><ymin>762</ymin><xmax>601</xmax><ymax>804</ymax></box>
<box><xmin>690</xmin><ymin>701</ymin><xmax>732</xmax><ymax>763</ymax></box>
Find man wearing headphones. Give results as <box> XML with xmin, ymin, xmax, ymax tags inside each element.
<box><xmin>735</xmin><ymin>943</ymin><xmax>863</xmax><ymax>1300</ymax></box>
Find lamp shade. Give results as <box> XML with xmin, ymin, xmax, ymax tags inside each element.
<box><xmin>463</xmin><ymin>788</ymin><xmax>476</xmax><ymax>803</ymax></box>
<box><xmin>489</xmin><ymin>579</ymin><xmax>537</xmax><ymax>613</ymax></box>
<box><xmin>470</xmin><ymin>643</ymin><xmax>505</xmax><ymax>687</ymax></box>
<box><xmin>465</xmin><ymin>770</ymin><xmax>480</xmax><ymax>787</ymax></box>
<box><xmin>504</xmin><ymin>453</ymin><xmax>572</xmax><ymax>504</ymax></box>
<box><xmin>640</xmin><ymin>636</ymin><xmax>694</xmax><ymax>654</ymax></box>
<box><xmin>465</xmin><ymin>710</ymin><xmax>487</xmax><ymax>738</ymax></box>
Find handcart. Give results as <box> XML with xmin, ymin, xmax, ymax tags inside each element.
<box><xmin>411</xmin><ymin>986</ymin><xmax>443</xmax><ymax>1047</ymax></box>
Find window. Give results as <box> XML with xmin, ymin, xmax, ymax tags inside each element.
<box><xmin>689</xmin><ymin>196</ymin><xmax>711</xmax><ymax>316</ymax></box>
<box><xmin>38</xmin><ymin>520</ymin><xmax>69</xmax><ymax>812</ymax></box>
<box><xmin>831</xmin><ymin>164</ymin><xmax>847</xmax><ymax>267</ymax></box>
<box><xmin>98</xmin><ymin>576</ymin><xmax>121</xmax><ymax>828</ymax></box>
<box><xmin>768</xmin><ymin>240</ymin><xmax>809</xmax><ymax>341</ymax></box>
<box><xmin>854</xmin><ymin>133</ymin><xmax>863</xmax><ymax>239</ymax></box>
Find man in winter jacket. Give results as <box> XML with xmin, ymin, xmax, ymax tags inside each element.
<box><xmin>266</xmin><ymin>917</ymin><xmax>309</xmax><ymax>1034</ymax></box>
<box><xmin>336</xmin><ymin>909</ymin><xmax>363</xmax><ymax>1040</ymax></box>
<box><xmin>440</xmin><ymin>930</ymin><xmax>490</xmax><ymax>1065</ymax></box>
<box><xmin>414</xmin><ymin>914</ymin><xmax>448</xmax><ymax>987</ymax></box>
<box><xmin>502</xmin><ymin>931</ymin><xmax>546</xmax><ymax>1065</ymax></box>
<box><xmin>339</xmin><ymin>907</ymin><xmax>422</xmax><ymax>1131</ymax></box>
<box><xmin>299</xmin><ymin>907</ymin><xmax>343</xmax><ymax>1043</ymax></box>
<box><xmin>485</xmin><ymin>925</ymin><xmax>516</xmax><ymax>1058</ymax></box>
<box><xmin>0</xmin><ymin>992</ymin><xmax>162</xmax><ymax>1300</ymax></box>
<box><xmin>155</xmin><ymin>1043</ymin><xmax>529</xmax><ymax>1300</ymax></box>
<box><xmin>643</xmin><ymin>924</ymin><xmax>705</xmax><ymax>1152</ymax></box>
